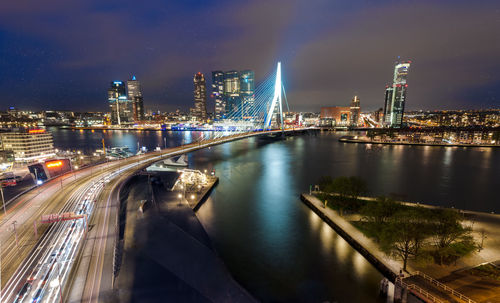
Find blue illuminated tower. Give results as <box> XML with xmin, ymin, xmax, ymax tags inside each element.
<box><xmin>265</xmin><ymin>62</ymin><xmax>283</xmax><ymax>129</ymax></box>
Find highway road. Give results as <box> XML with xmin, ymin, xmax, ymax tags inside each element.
<box><xmin>0</xmin><ymin>128</ymin><xmax>308</xmax><ymax>303</ymax></box>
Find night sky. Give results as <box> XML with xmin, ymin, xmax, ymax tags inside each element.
<box><xmin>0</xmin><ymin>0</ymin><xmax>499</xmax><ymax>112</ymax></box>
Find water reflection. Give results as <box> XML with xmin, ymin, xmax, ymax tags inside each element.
<box><xmin>48</xmin><ymin>128</ymin><xmax>499</xmax><ymax>301</ymax></box>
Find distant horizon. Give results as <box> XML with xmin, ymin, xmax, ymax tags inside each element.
<box><xmin>4</xmin><ymin>104</ymin><xmax>499</xmax><ymax>114</ymax></box>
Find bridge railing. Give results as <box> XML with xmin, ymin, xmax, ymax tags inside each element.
<box><xmin>396</xmin><ymin>277</ymin><xmax>445</xmax><ymax>303</ymax></box>
<box><xmin>413</xmin><ymin>271</ymin><xmax>476</xmax><ymax>303</ymax></box>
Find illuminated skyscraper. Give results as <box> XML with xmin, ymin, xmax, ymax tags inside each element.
<box><xmin>212</xmin><ymin>71</ymin><xmax>225</xmax><ymax>120</ymax></box>
<box><xmin>383</xmin><ymin>61</ymin><xmax>411</xmax><ymax>128</ymax></box>
<box><xmin>127</xmin><ymin>76</ymin><xmax>145</xmax><ymax>122</ymax></box>
<box><xmin>350</xmin><ymin>95</ymin><xmax>361</xmax><ymax>126</ymax></box>
<box><xmin>224</xmin><ymin>71</ymin><xmax>240</xmax><ymax>117</ymax></box>
<box><xmin>108</xmin><ymin>81</ymin><xmax>132</xmax><ymax>125</ymax></box>
<box><xmin>193</xmin><ymin>72</ymin><xmax>208</xmax><ymax>120</ymax></box>
<box><xmin>240</xmin><ymin>70</ymin><xmax>255</xmax><ymax>119</ymax></box>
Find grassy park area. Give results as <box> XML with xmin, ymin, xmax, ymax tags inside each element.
<box><xmin>315</xmin><ymin>176</ymin><xmax>477</xmax><ymax>272</ymax></box>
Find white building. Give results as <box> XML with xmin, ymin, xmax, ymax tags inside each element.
<box><xmin>0</xmin><ymin>129</ymin><xmax>56</xmax><ymax>163</ymax></box>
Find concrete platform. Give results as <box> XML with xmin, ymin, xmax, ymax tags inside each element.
<box><xmin>115</xmin><ymin>173</ymin><xmax>255</xmax><ymax>303</ymax></box>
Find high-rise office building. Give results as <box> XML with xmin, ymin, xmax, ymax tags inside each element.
<box><xmin>212</xmin><ymin>71</ymin><xmax>225</xmax><ymax>120</ymax></box>
<box><xmin>383</xmin><ymin>61</ymin><xmax>411</xmax><ymax>128</ymax></box>
<box><xmin>211</xmin><ymin>69</ymin><xmax>256</xmax><ymax>120</ymax></box>
<box><xmin>108</xmin><ymin>81</ymin><xmax>133</xmax><ymax>125</ymax></box>
<box><xmin>224</xmin><ymin>71</ymin><xmax>240</xmax><ymax>117</ymax></box>
<box><xmin>127</xmin><ymin>75</ymin><xmax>145</xmax><ymax>122</ymax></box>
<box><xmin>240</xmin><ymin>70</ymin><xmax>255</xmax><ymax>119</ymax></box>
<box><xmin>350</xmin><ymin>95</ymin><xmax>361</xmax><ymax>126</ymax></box>
<box><xmin>193</xmin><ymin>72</ymin><xmax>208</xmax><ymax>120</ymax></box>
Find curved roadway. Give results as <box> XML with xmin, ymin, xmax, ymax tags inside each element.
<box><xmin>0</xmin><ymin>129</ymin><xmax>302</xmax><ymax>303</ymax></box>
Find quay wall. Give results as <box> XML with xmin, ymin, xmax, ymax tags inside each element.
<box><xmin>300</xmin><ymin>193</ymin><xmax>399</xmax><ymax>282</ymax></box>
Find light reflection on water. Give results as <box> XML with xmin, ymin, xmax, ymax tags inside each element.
<box><xmin>49</xmin><ymin>128</ymin><xmax>499</xmax><ymax>301</ymax></box>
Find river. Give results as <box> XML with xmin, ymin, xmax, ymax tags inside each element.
<box><xmin>49</xmin><ymin>128</ymin><xmax>500</xmax><ymax>302</ymax></box>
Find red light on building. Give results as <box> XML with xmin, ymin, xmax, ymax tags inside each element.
<box><xmin>46</xmin><ymin>160</ymin><xmax>63</xmax><ymax>168</ymax></box>
<box><xmin>28</xmin><ymin>129</ymin><xmax>46</xmax><ymax>134</ymax></box>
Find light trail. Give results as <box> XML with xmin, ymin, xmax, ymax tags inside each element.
<box><xmin>2</xmin><ymin>127</ymin><xmax>308</xmax><ymax>303</ymax></box>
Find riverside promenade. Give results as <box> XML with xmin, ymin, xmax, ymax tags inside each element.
<box><xmin>300</xmin><ymin>194</ymin><xmax>492</xmax><ymax>303</ymax></box>
<box><xmin>301</xmin><ymin>194</ymin><xmax>401</xmax><ymax>279</ymax></box>
<box><xmin>338</xmin><ymin>136</ymin><xmax>499</xmax><ymax>148</ymax></box>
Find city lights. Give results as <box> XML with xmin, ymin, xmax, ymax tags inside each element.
<box><xmin>46</xmin><ymin>160</ymin><xmax>63</xmax><ymax>168</ymax></box>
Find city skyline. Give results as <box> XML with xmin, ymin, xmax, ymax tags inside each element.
<box><xmin>0</xmin><ymin>2</ymin><xmax>499</xmax><ymax>302</ymax></box>
<box><xmin>0</xmin><ymin>1</ymin><xmax>498</xmax><ymax>112</ymax></box>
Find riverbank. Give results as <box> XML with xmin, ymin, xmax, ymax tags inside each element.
<box><xmin>339</xmin><ymin>137</ymin><xmax>499</xmax><ymax>148</ymax></box>
<box><xmin>301</xmin><ymin>194</ymin><xmax>400</xmax><ymax>280</ymax></box>
<box><xmin>301</xmin><ymin>193</ymin><xmax>500</xmax><ymax>302</ymax></box>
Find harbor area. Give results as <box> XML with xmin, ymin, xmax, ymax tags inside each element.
<box><xmin>114</xmin><ymin>162</ymin><xmax>254</xmax><ymax>302</ymax></box>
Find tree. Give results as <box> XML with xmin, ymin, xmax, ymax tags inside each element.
<box><xmin>318</xmin><ymin>176</ymin><xmax>334</xmax><ymax>192</ymax></box>
<box><xmin>330</xmin><ymin>176</ymin><xmax>367</xmax><ymax>200</ymax></box>
<box><xmin>431</xmin><ymin>209</ymin><xmax>470</xmax><ymax>249</ymax></box>
<box><xmin>347</xmin><ymin>176</ymin><xmax>368</xmax><ymax>200</ymax></box>
<box><xmin>361</xmin><ymin>196</ymin><xmax>400</xmax><ymax>225</ymax></box>
<box><xmin>379</xmin><ymin>209</ymin><xmax>428</xmax><ymax>271</ymax></box>
<box><xmin>331</xmin><ymin>176</ymin><xmax>351</xmax><ymax>200</ymax></box>
<box><xmin>430</xmin><ymin>209</ymin><xmax>475</xmax><ymax>264</ymax></box>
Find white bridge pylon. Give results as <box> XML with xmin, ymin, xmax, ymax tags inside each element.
<box><xmin>264</xmin><ymin>62</ymin><xmax>284</xmax><ymax>129</ymax></box>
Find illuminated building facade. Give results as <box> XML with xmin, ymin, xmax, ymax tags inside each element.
<box><xmin>127</xmin><ymin>76</ymin><xmax>145</xmax><ymax>122</ymax></box>
<box><xmin>383</xmin><ymin>61</ymin><xmax>411</xmax><ymax>128</ymax></box>
<box><xmin>224</xmin><ymin>71</ymin><xmax>240</xmax><ymax>117</ymax></box>
<box><xmin>0</xmin><ymin>129</ymin><xmax>55</xmax><ymax>163</ymax></box>
<box><xmin>193</xmin><ymin>72</ymin><xmax>208</xmax><ymax>120</ymax></box>
<box><xmin>320</xmin><ymin>107</ymin><xmax>351</xmax><ymax>126</ymax></box>
<box><xmin>350</xmin><ymin>95</ymin><xmax>361</xmax><ymax>126</ymax></box>
<box><xmin>108</xmin><ymin>81</ymin><xmax>133</xmax><ymax>125</ymax></box>
<box><xmin>212</xmin><ymin>71</ymin><xmax>225</xmax><ymax>120</ymax></box>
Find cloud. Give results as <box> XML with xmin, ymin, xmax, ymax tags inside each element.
<box><xmin>288</xmin><ymin>1</ymin><xmax>500</xmax><ymax>111</ymax></box>
<box><xmin>0</xmin><ymin>0</ymin><xmax>498</xmax><ymax>112</ymax></box>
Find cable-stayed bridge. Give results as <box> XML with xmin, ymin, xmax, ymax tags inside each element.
<box><xmin>0</xmin><ymin>81</ymin><xmax>315</xmax><ymax>303</ymax></box>
<box><xmin>213</xmin><ymin>62</ymin><xmax>289</xmax><ymax>132</ymax></box>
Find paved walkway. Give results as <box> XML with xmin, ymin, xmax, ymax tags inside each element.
<box><xmin>301</xmin><ymin>194</ymin><xmax>402</xmax><ymax>276</ymax></box>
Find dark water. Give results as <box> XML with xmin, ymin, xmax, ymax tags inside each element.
<box><xmin>48</xmin><ymin>127</ymin><xmax>216</xmax><ymax>153</ymax></box>
<box><xmin>50</xmin><ymin>128</ymin><xmax>500</xmax><ymax>302</ymax></box>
